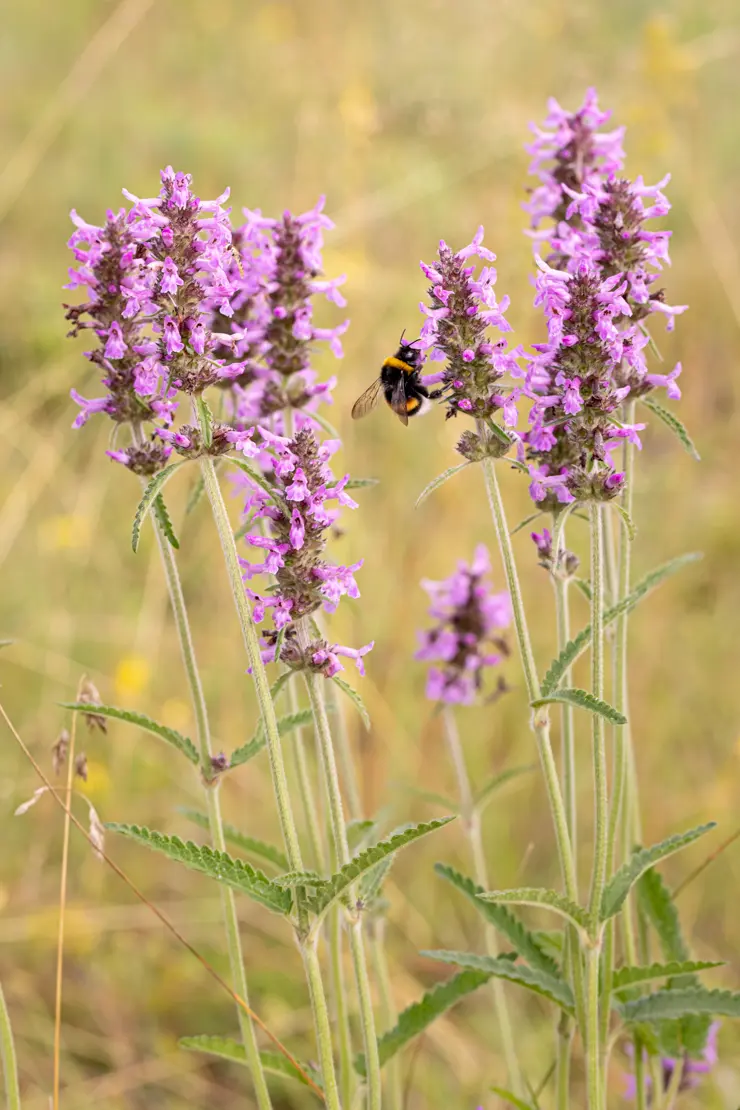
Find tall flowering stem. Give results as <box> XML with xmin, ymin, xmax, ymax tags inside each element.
<box><xmin>417</xmin><ymin>546</ymin><xmax>522</xmax><ymax>1090</ymax></box>
<box><xmin>63</xmin><ymin>181</ymin><xmax>274</xmax><ymax>1108</ymax></box>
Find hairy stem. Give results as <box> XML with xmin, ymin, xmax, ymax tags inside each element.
<box><xmin>586</xmin><ymin>502</ymin><xmax>608</xmax><ymax>1110</ymax></box>
<box><xmin>54</xmin><ymin>684</ymin><xmax>79</xmax><ymax>1110</ymax></box>
<box><xmin>369</xmin><ymin>919</ymin><xmax>402</xmax><ymax>1110</ymax></box>
<box><xmin>443</xmin><ymin>706</ymin><xmax>522</xmax><ymax>1093</ymax></box>
<box><xmin>555</xmin><ymin>1013</ymin><xmax>573</xmax><ymax>1110</ymax></box>
<box><xmin>331</xmin><ymin>905</ymin><xmax>355</xmax><ymax>1110</ymax></box>
<box><xmin>0</xmin><ymin>982</ymin><xmax>20</xmax><ymax>1110</ymax></box>
<box><xmin>480</xmin><ymin>455</ymin><xmax>577</xmax><ymax>901</ymax></box>
<box><xmin>196</xmin><ymin>442</ymin><xmax>340</xmax><ymax>1107</ymax></box>
<box><xmin>304</xmin><ymin>665</ymin><xmax>380</xmax><ymax>1110</ymax></box>
<box><xmin>144</xmin><ymin>459</ymin><xmax>272</xmax><ymax>1110</ymax></box>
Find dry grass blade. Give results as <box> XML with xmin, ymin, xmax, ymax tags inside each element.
<box><xmin>0</xmin><ymin>0</ymin><xmax>154</xmax><ymax>222</ymax></box>
<box><xmin>0</xmin><ymin>699</ymin><xmax>325</xmax><ymax>1103</ymax></box>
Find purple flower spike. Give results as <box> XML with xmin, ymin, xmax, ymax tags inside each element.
<box><xmin>416</xmin><ymin>545</ymin><xmax>511</xmax><ymax>705</ymax></box>
<box><xmin>418</xmin><ymin>230</ymin><xmax>522</xmax><ymax>460</ymax></box>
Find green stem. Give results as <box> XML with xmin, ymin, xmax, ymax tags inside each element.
<box><xmin>555</xmin><ymin>1014</ymin><xmax>572</xmax><ymax>1110</ymax></box>
<box><xmin>480</xmin><ymin>455</ymin><xmax>577</xmax><ymax>902</ymax></box>
<box><xmin>0</xmin><ymin>982</ymin><xmax>20</xmax><ymax>1110</ymax></box>
<box><xmin>327</xmin><ymin>679</ymin><xmax>363</xmax><ymax>823</ymax></box>
<box><xmin>369</xmin><ymin>919</ymin><xmax>402</xmax><ymax>1110</ymax></box>
<box><xmin>634</xmin><ymin>1037</ymin><xmax>647</xmax><ymax>1110</ymax></box>
<box><xmin>331</xmin><ymin>906</ymin><xmax>355</xmax><ymax>1110</ymax></box>
<box><xmin>442</xmin><ymin>706</ymin><xmax>522</xmax><ymax>1093</ymax></box>
<box><xmin>553</xmin><ymin>571</ymin><xmax>577</xmax><ymax>868</ymax></box>
<box><xmin>197</xmin><ymin>446</ymin><xmax>340</xmax><ymax>1108</ymax></box>
<box><xmin>304</xmin><ymin>666</ymin><xmax>381</xmax><ymax>1110</ymax></box>
<box><xmin>288</xmin><ymin>678</ymin><xmax>325</xmax><ymax>871</ymax></box>
<box><xmin>141</xmin><ymin>444</ymin><xmax>272</xmax><ymax>1110</ymax></box>
<box><xmin>586</xmin><ymin>502</ymin><xmax>608</xmax><ymax>1110</ymax></box>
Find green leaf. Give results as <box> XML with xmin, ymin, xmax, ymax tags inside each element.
<box><xmin>612</xmin><ymin>502</ymin><xmax>637</xmax><ymax>542</ymax></box>
<box><xmin>308</xmin><ymin>408</ymin><xmax>341</xmax><ymax>441</ymax></box>
<box><xmin>194</xmin><ymin>395</ymin><xmax>214</xmax><ymax>447</ymax></box>
<box><xmin>601</xmin><ymin>823</ymin><xmax>715</xmax><ymax>921</ymax></box>
<box><xmin>273</xmin><ymin>870</ymin><xmax>327</xmax><ymax>890</ymax></box>
<box><xmin>473</xmin><ymin>764</ymin><xmax>536</xmax><ymax>812</ymax></box>
<box><xmin>510</xmin><ymin>512</ymin><xmax>543</xmax><ymax>536</ymax></box>
<box><xmin>185</xmin><ymin>471</ymin><xmax>207</xmax><ymax>516</ymax></box>
<box><xmin>311</xmin><ymin>817</ymin><xmax>454</xmax><ymax>916</ymax></box>
<box><xmin>415</xmin><ymin>463</ymin><xmax>470</xmax><ymax>510</ymax></box>
<box><xmin>354</xmin><ymin>969</ymin><xmax>492</xmax><ymax>1076</ymax></box>
<box><xmin>573</xmin><ymin>578</ymin><xmax>592</xmax><ymax>602</ymax></box>
<box><xmin>477</xmin><ymin>887</ymin><xmax>591</xmax><ymax>935</ymax></box>
<box><xmin>490</xmin><ymin>1086</ymin><xmax>536</xmax><ymax>1110</ymax></box>
<box><xmin>329</xmin><ymin>477</ymin><xmax>379</xmax><ymax>490</ymax></box>
<box><xmin>360</xmin><ymin>856</ymin><xmax>394</xmax><ymax>905</ymax></box>
<box><xmin>621</xmin><ymin>988</ymin><xmax>740</xmax><ymax>1024</ymax></box>
<box><xmin>132</xmin><ymin>463</ymin><xmax>185</xmax><ymax>553</ymax></box>
<box><xmin>152</xmin><ymin>493</ymin><xmax>180</xmax><ymax>549</ymax></box>
<box><xmin>434</xmin><ymin>864</ymin><xmax>559</xmax><ymax>977</ymax></box>
<box><xmin>642</xmin><ymin>396</ymin><xmax>700</xmax><ymax>461</ymax></box>
<box><xmin>106</xmin><ymin>824</ymin><xmax>292</xmax><ymax>915</ymax></box>
<box><xmin>230</xmin><ymin>709</ymin><xmax>315</xmax><ymax>768</ymax></box>
<box><xmin>347</xmin><ymin>819</ymin><xmax>376</xmax><ymax>853</ymax></box>
<box><xmin>179</xmin><ymin>808</ymin><xmax>289</xmax><ymax>871</ymax></box>
<box><xmin>330</xmin><ymin>674</ymin><xmax>371</xmax><ymax>731</ymax></box>
<box><xmin>532</xmin><ymin>688</ymin><xmax>626</xmax><ymax>726</ymax></box>
<box><xmin>422</xmin><ymin>951</ymin><xmax>574</xmax><ymax>1014</ymax></box>
<box><xmin>638</xmin><ymin>869</ymin><xmax>687</xmax><ymax>963</ymax></box>
<box><xmin>612</xmin><ymin>961</ymin><xmax>724</xmax><ymax>993</ymax></box>
<box><xmin>179</xmin><ymin>1036</ymin><xmax>321</xmax><ymax>1090</ymax></box>
<box><xmin>540</xmin><ymin>552</ymin><xmax>702</xmax><ymax>695</ymax></box>
<box><xmin>225</xmin><ymin>456</ymin><xmax>289</xmax><ymax>515</ymax></box>
<box><xmin>60</xmin><ymin>702</ymin><xmax>199</xmax><ymax>765</ymax></box>
<box><xmin>486</xmin><ymin>419</ymin><xmax>513</xmax><ymax>447</ymax></box>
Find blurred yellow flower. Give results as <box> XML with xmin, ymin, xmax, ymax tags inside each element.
<box><xmin>38</xmin><ymin>514</ymin><xmax>90</xmax><ymax>551</ymax></box>
<box><xmin>76</xmin><ymin>759</ymin><xmax>110</xmax><ymax>802</ymax></box>
<box><xmin>114</xmin><ymin>656</ymin><xmax>150</xmax><ymax>701</ymax></box>
<box><xmin>161</xmin><ymin>698</ymin><xmax>191</xmax><ymax>732</ymax></box>
<box><xmin>340</xmin><ymin>81</ymin><xmax>379</xmax><ymax>139</ymax></box>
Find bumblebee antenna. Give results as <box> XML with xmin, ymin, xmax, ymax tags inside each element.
<box><xmin>399</xmin><ymin>328</ymin><xmax>407</xmax><ymax>344</ymax></box>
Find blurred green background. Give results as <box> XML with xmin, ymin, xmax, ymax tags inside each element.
<box><xmin>1</xmin><ymin>0</ymin><xmax>740</xmax><ymax>1106</ymax></box>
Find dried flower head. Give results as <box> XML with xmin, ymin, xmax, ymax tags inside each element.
<box><xmin>77</xmin><ymin>678</ymin><xmax>107</xmax><ymax>732</ymax></box>
<box><xmin>74</xmin><ymin>753</ymin><xmax>89</xmax><ymax>782</ymax></box>
<box><xmin>51</xmin><ymin>729</ymin><xmax>70</xmax><ymax>776</ymax></box>
<box><xmin>416</xmin><ymin>545</ymin><xmax>511</xmax><ymax>704</ymax></box>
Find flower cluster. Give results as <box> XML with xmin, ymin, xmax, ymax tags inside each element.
<box><xmin>519</xmin><ymin>90</ymin><xmax>687</xmax><ymax>507</ymax></box>
<box><xmin>64</xmin><ymin>167</ymin><xmax>246</xmax><ymax>473</ymax></box>
<box><xmin>416</xmin><ymin>546</ymin><xmax>511</xmax><ymax>704</ymax></box>
<box><xmin>625</xmin><ymin>1023</ymin><xmax>720</xmax><ymax>1101</ymax></box>
<box><xmin>418</xmin><ymin>228</ymin><xmax>522</xmax><ymax>460</ymax></box>
<box><xmin>211</xmin><ymin>199</ymin><xmax>348</xmax><ymax>430</ymax></box>
<box><xmin>238</xmin><ymin>426</ymin><xmax>373</xmax><ymax>678</ymax></box>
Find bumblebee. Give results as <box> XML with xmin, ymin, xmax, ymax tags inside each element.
<box><xmin>351</xmin><ymin>337</ymin><xmax>442</xmax><ymax>427</ymax></box>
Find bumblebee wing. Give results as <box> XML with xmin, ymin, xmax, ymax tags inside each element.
<box><xmin>351</xmin><ymin>377</ymin><xmax>383</xmax><ymax>420</ymax></box>
<box><xmin>389</xmin><ymin>374</ymin><xmax>409</xmax><ymax>426</ymax></box>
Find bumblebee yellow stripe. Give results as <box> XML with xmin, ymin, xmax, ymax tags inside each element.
<box><xmin>383</xmin><ymin>356</ymin><xmax>413</xmax><ymax>373</ymax></box>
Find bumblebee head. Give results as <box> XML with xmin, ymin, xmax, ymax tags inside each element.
<box><xmin>396</xmin><ymin>332</ymin><xmax>422</xmax><ymax>368</ymax></box>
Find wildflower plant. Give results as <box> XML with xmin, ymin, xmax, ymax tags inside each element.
<box><xmin>410</xmin><ymin>89</ymin><xmax>738</xmax><ymax>1110</ymax></box>
<box><xmin>23</xmin><ymin>86</ymin><xmax>732</xmax><ymax>1110</ymax></box>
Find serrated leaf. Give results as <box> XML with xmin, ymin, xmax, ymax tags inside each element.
<box><xmin>359</xmin><ymin>856</ymin><xmax>394</xmax><ymax>905</ymax></box>
<box><xmin>330</xmin><ymin>674</ymin><xmax>370</xmax><ymax>731</ymax></box>
<box><xmin>60</xmin><ymin>702</ymin><xmax>199</xmax><ymax>765</ymax></box>
<box><xmin>179</xmin><ymin>1036</ymin><xmax>321</xmax><ymax>1090</ymax></box>
<box><xmin>179</xmin><ymin>809</ymin><xmax>289</xmax><ymax>871</ymax></box>
<box><xmin>613</xmin><ymin>501</ymin><xmax>637</xmax><ymax>542</ymax></box>
<box><xmin>601</xmin><ymin>823</ymin><xmax>715</xmax><ymax>921</ymax></box>
<box><xmin>642</xmin><ymin>396</ymin><xmax>700</xmax><ymax>461</ymax></box>
<box><xmin>477</xmin><ymin>887</ymin><xmax>591</xmax><ymax>935</ymax></box>
<box><xmin>311</xmin><ymin>817</ymin><xmax>454</xmax><ymax>916</ymax></box>
<box><xmin>434</xmin><ymin>864</ymin><xmax>559</xmax><ymax>977</ymax></box>
<box><xmin>225</xmin><ymin>456</ymin><xmax>289</xmax><ymax>515</ymax></box>
<box><xmin>415</xmin><ymin>463</ymin><xmax>470</xmax><ymax>510</ymax></box>
<box><xmin>473</xmin><ymin>764</ymin><xmax>536</xmax><ymax>812</ymax></box>
<box><xmin>621</xmin><ymin>988</ymin><xmax>740</xmax><ymax>1024</ymax></box>
<box><xmin>185</xmin><ymin>471</ymin><xmax>207</xmax><ymax>516</ymax></box>
<box><xmin>107</xmin><ymin>824</ymin><xmax>292</xmax><ymax>915</ymax></box>
<box><xmin>230</xmin><ymin>709</ymin><xmax>315</xmax><ymax>768</ymax></box>
<box><xmin>273</xmin><ymin>870</ymin><xmax>327</xmax><ymax>889</ymax></box>
<box><xmin>132</xmin><ymin>463</ymin><xmax>185</xmax><ymax>553</ymax></box>
<box><xmin>532</xmin><ymin>688</ymin><xmax>626</xmax><ymax>726</ymax></box>
<box><xmin>347</xmin><ymin>819</ymin><xmax>376</xmax><ymax>853</ymax></box>
<box><xmin>573</xmin><ymin>577</ymin><xmax>592</xmax><ymax>602</ymax></box>
<box><xmin>510</xmin><ymin>511</ymin><xmax>543</xmax><ymax>536</ymax></box>
<box><xmin>638</xmin><ymin>869</ymin><xmax>687</xmax><ymax>963</ymax></box>
<box><xmin>152</xmin><ymin>493</ymin><xmax>180</xmax><ymax>549</ymax></box>
<box><xmin>422</xmin><ymin>951</ymin><xmax>574</xmax><ymax>1014</ymax></box>
<box><xmin>612</xmin><ymin>961</ymin><xmax>724</xmax><ymax>993</ymax></box>
<box><xmin>354</xmin><ymin>969</ymin><xmax>492</xmax><ymax>1076</ymax></box>
<box><xmin>540</xmin><ymin>553</ymin><xmax>702</xmax><ymax>695</ymax></box>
